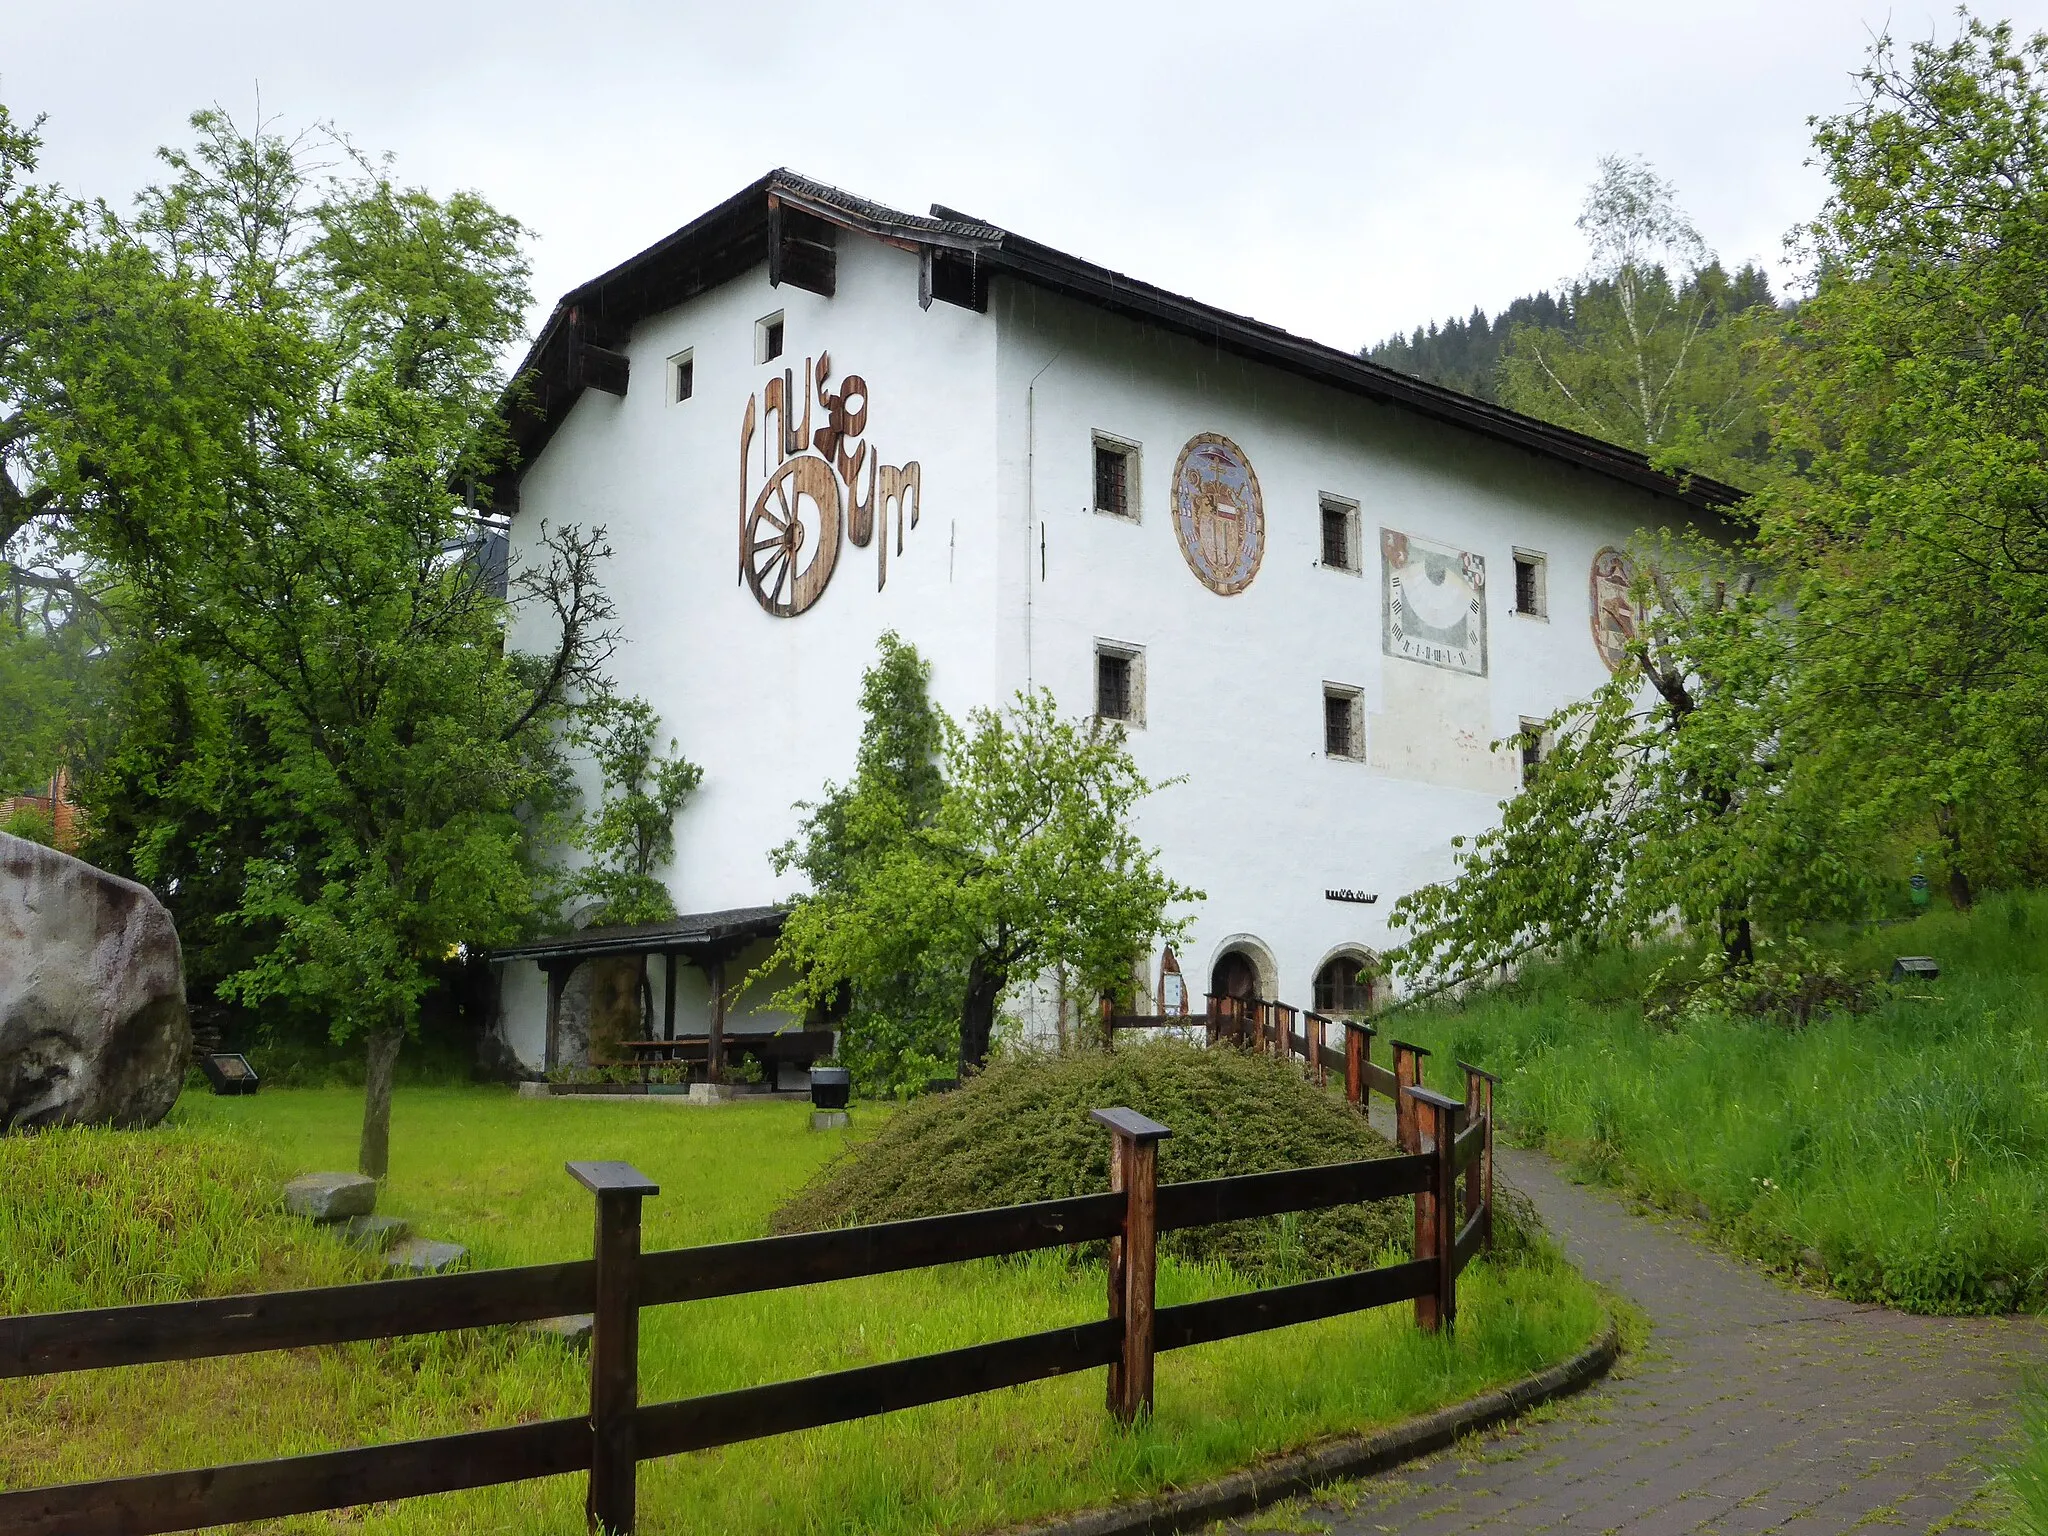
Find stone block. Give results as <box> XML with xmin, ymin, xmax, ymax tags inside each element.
<box><xmin>688</xmin><ymin>1082</ymin><xmax>737</xmax><ymax>1105</ymax></box>
<box><xmin>384</xmin><ymin>1237</ymin><xmax>467</xmax><ymax>1275</ymax></box>
<box><xmin>336</xmin><ymin>1214</ymin><xmax>410</xmax><ymax>1252</ymax></box>
<box><xmin>516</xmin><ymin>1081</ymin><xmax>549</xmax><ymax>1100</ymax></box>
<box><xmin>811</xmin><ymin>1109</ymin><xmax>851</xmax><ymax>1131</ymax></box>
<box><xmin>523</xmin><ymin>1313</ymin><xmax>594</xmax><ymax>1348</ymax></box>
<box><xmin>284</xmin><ymin>1172</ymin><xmax>377</xmax><ymax>1222</ymax></box>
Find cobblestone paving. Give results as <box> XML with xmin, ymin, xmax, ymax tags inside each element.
<box><xmin>1235</xmin><ymin>1148</ymin><xmax>2047</xmax><ymax>1536</ymax></box>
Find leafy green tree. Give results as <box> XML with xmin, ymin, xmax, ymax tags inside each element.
<box><xmin>1499</xmin><ymin>156</ymin><xmax>1776</xmax><ymax>485</ymax></box>
<box><xmin>1388</xmin><ymin>540</ymin><xmax>1874</xmax><ymax>987</ymax></box>
<box><xmin>1757</xmin><ymin>13</ymin><xmax>2048</xmax><ymax>902</ymax></box>
<box><xmin>7</xmin><ymin>106</ymin><xmax>619</xmax><ymax>1177</ymax></box>
<box><xmin>770</xmin><ymin>632</ymin><xmax>956</xmax><ymax>1090</ymax></box>
<box><xmin>566</xmin><ymin>695</ymin><xmax>702</xmax><ymax>926</ymax></box>
<box><xmin>765</xmin><ymin>638</ymin><xmax>1199</xmax><ymax>1087</ymax></box>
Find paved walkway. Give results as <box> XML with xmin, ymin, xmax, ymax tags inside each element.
<box><xmin>1237</xmin><ymin>1148</ymin><xmax>2047</xmax><ymax>1536</ymax></box>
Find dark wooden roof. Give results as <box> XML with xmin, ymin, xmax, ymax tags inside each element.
<box><xmin>490</xmin><ymin>906</ymin><xmax>786</xmax><ymax>964</ymax></box>
<box><xmin>490</xmin><ymin>170</ymin><xmax>1746</xmax><ymax>518</ymax></box>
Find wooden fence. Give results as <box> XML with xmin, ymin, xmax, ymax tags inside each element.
<box><xmin>0</xmin><ymin>1072</ymin><xmax>1494</xmax><ymax>1536</ymax></box>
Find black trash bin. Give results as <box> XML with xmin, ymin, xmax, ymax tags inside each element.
<box><xmin>809</xmin><ymin>1065</ymin><xmax>851</xmax><ymax>1110</ymax></box>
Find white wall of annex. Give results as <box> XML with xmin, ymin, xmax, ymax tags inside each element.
<box><xmin>502</xmin><ymin>232</ymin><xmax>1000</xmax><ymax>1055</ymax></box>
<box><xmin>994</xmin><ymin>282</ymin><xmax>1707</xmax><ymax>1015</ymax></box>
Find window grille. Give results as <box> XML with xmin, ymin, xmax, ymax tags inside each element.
<box><xmin>1325</xmin><ymin>693</ymin><xmax>1354</xmax><ymax>758</ymax></box>
<box><xmin>1098</xmin><ymin>652</ymin><xmax>1133</xmax><ymax>721</ymax></box>
<box><xmin>1324</xmin><ymin>687</ymin><xmax>1362</xmax><ymax>760</ymax></box>
<box><xmin>1321</xmin><ymin>501</ymin><xmax>1354</xmax><ymax>569</ymax></box>
<box><xmin>1094</xmin><ymin>442</ymin><xmax>1131</xmax><ymax>517</ymax></box>
<box><xmin>1519</xmin><ymin>718</ymin><xmax>1548</xmax><ymax>787</ymax></box>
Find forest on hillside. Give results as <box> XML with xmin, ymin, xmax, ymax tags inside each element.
<box><xmin>1361</xmin><ymin>176</ymin><xmax>1784</xmax><ymax>489</ymax></box>
<box><xmin>1366</xmin><ymin>265</ymin><xmax>1777</xmax><ymax>414</ymax></box>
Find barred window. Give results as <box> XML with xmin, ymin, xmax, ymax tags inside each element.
<box><xmin>1519</xmin><ymin>717</ymin><xmax>1551</xmax><ymax>788</ymax></box>
<box><xmin>1093</xmin><ymin>436</ymin><xmax>1138</xmax><ymax>519</ymax></box>
<box><xmin>1096</xmin><ymin>643</ymin><xmax>1144</xmax><ymax>725</ymax></box>
<box><xmin>1320</xmin><ymin>497</ymin><xmax>1357</xmax><ymax>570</ymax></box>
<box><xmin>1513</xmin><ymin>551</ymin><xmax>1547</xmax><ymax>616</ymax></box>
<box><xmin>1324</xmin><ymin>686</ymin><xmax>1363</xmax><ymax>761</ymax></box>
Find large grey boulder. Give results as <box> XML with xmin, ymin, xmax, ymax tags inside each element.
<box><xmin>0</xmin><ymin>832</ymin><xmax>191</xmax><ymax>1131</ymax></box>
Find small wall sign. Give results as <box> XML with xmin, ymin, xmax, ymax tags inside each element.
<box><xmin>1324</xmin><ymin>888</ymin><xmax>1378</xmax><ymax>905</ymax></box>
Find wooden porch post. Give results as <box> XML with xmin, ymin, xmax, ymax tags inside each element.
<box><xmin>707</xmin><ymin>953</ymin><xmax>727</xmax><ymax>1084</ymax></box>
<box><xmin>545</xmin><ymin>963</ymin><xmax>570</xmax><ymax>1074</ymax></box>
<box><xmin>663</xmin><ymin>953</ymin><xmax>678</xmax><ymax>1043</ymax></box>
<box><xmin>1092</xmin><ymin>1107</ymin><xmax>1171</xmax><ymax>1423</ymax></box>
<box><xmin>568</xmin><ymin>1159</ymin><xmax>659</xmax><ymax>1535</ymax></box>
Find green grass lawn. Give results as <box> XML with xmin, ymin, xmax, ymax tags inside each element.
<box><xmin>1388</xmin><ymin>889</ymin><xmax>2048</xmax><ymax>1317</ymax></box>
<box><xmin>2</xmin><ymin>1086</ymin><xmax>1602</xmax><ymax>1534</ymax></box>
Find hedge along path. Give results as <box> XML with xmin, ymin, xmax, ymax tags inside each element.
<box><xmin>1237</xmin><ymin>1145</ymin><xmax>2048</xmax><ymax>1536</ymax></box>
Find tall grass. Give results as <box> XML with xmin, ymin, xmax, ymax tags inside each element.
<box><xmin>1393</xmin><ymin>889</ymin><xmax>2048</xmax><ymax>1314</ymax></box>
<box><xmin>1</xmin><ymin>1087</ymin><xmax>1603</xmax><ymax>1534</ymax></box>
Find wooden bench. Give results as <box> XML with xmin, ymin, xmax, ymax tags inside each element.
<box><xmin>617</xmin><ymin>1030</ymin><xmax>836</xmax><ymax>1090</ymax></box>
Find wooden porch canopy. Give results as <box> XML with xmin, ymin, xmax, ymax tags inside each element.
<box><xmin>491</xmin><ymin>906</ymin><xmax>787</xmax><ymax>1073</ymax></box>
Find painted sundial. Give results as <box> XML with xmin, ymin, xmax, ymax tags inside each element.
<box><xmin>1589</xmin><ymin>546</ymin><xmax>1639</xmax><ymax>674</ymax></box>
<box><xmin>1170</xmin><ymin>433</ymin><xmax>1264</xmax><ymax>595</ymax></box>
<box><xmin>1381</xmin><ymin>528</ymin><xmax>1487</xmax><ymax>676</ymax></box>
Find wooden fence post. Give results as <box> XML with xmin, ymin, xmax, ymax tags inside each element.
<box><xmin>569</xmin><ymin>1160</ymin><xmax>660</xmax><ymax>1536</ymax></box>
<box><xmin>1391</xmin><ymin>1041</ymin><xmax>1430</xmax><ymax>1153</ymax></box>
<box><xmin>1460</xmin><ymin>1061</ymin><xmax>1499</xmax><ymax>1249</ymax></box>
<box><xmin>1404</xmin><ymin>1088</ymin><xmax>1463</xmax><ymax>1333</ymax></box>
<box><xmin>1343</xmin><ymin>1020</ymin><xmax>1364</xmax><ymax>1105</ymax></box>
<box><xmin>1100</xmin><ymin>995</ymin><xmax>1115</xmax><ymax>1049</ymax></box>
<box><xmin>1090</xmin><ymin>1107</ymin><xmax>1172</xmax><ymax>1423</ymax></box>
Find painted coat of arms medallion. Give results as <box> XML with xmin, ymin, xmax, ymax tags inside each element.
<box><xmin>1589</xmin><ymin>546</ymin><xmax>1639</xmax><ymax>674</ymax></box>
<box><xmin>1382</xmin><ymin>528</ymin><xmax>1487</xmax><ymax>676</ymax></box>
<box><xmin>1171</xmin><ymin>433</ymin><xmax>1264</xmax><ymax>595</ymax></box>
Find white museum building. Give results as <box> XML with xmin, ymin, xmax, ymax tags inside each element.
<box><xmin>485</xmin><ymin>170</ymin><xmax>1739</xmax><ymax>1077</ymax></box>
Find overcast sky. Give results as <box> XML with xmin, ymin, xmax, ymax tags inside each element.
<box><xmin>13</xmin><ymin>2</ymin><xmax>2048</xmax><ymax>356</ymax></box>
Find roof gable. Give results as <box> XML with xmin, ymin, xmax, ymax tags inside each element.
<box><xmin>491</xmin><ymin>170</ymin><xmax>1743</xmax><ymax>516</ymax></box>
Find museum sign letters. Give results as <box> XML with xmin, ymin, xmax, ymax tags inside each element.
<box><xmin>739</xmin><ymin>353</ymin><xmax>922</xmax><ymax>617</ymax></box>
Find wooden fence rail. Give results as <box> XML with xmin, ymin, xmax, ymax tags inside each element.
<box><xmin>0</xmin><ymin>1081</ymin><xmax>1493</xmax><ymax>1536</ymax></box>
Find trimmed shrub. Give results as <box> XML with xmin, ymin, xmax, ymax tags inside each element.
<box><xmin>775</xmin><ymin>1041</ymin><xmax>1532</xmax><ymax>1282</ymax></box>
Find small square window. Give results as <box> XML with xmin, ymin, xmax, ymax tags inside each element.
<box><xmin>1512</xmin><ymin>550</ymin><xmax>1547</xmax><ymax>617</ymax></box>
<box><xmin>1095</xmin><ymin>642</ymin><xmax>1144</xmax><ymax>726</ymax></box>
<box><xmin>1324</xmin><ymin>685</ymin><xmax>1364</xmax><ymax>761</ymax></box>
<box><xmin>1518</xmin><ymin>717</ymin><xmax>1552</xmax><ymax>787</ymax></box>
<box><xmin>756</xmin><ymin>312</ymin><xmax>785</xmax><ymax>365</ymax></box>
<box><xmin>1093</xmin><ymin>434</ymin><xmax>1139</xmax><ymax>520</ymax></box>
<box><xmin>1320</xmin><ymin>497</ymin><xmax>1359</xmax><ymax>571</ymax></box>
<box><xmin>669</xmin><ymin>349</ymin><xmax>694</xmax><ymax>404</ymax></box>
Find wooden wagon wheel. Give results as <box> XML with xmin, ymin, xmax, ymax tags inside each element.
<box><xmin>744</xmin><ymin>455</ymin><xmax>842</xmax><ymax>617</ymax></box>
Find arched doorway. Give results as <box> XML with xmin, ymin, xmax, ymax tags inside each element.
<box><xmin>1313</xmin><ymin>951</ymin><xmax>1379</xmax><ymax>1016</ymax></box>
<box><xmin>1211</xmin><ymin>950</ymin><xmax>1260</xmax><ymax>1003</ymax></box>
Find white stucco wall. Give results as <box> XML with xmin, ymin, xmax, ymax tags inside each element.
<box><xmin>992</xmin><ymin>282</ymin><xmax>1707</xmax><ymax>1018</ymax></box>
<box><xmin>497</xmin><ymin>218</ymin><xmax>1718</xmax><ymax>1069</ymax></box>
<box><xmin>501</xmin><ymin>233</ymin><xmax>999</xmax><ymax>1061</ymax></box>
